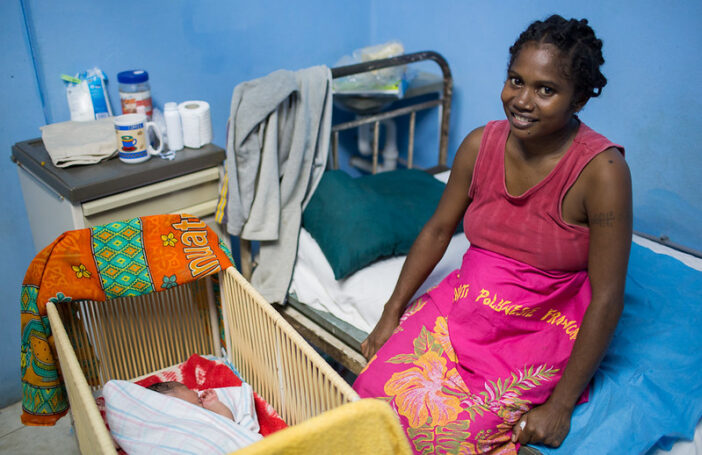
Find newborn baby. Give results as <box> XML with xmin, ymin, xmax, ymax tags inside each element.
<box><xmin>104</xmin><ymin>379</ymin><xmax>262</xmax><ymax>454</ymax></box>
<box><xmin>147</xmin><ymin>381</ymin><xmax>234</xmax><ymax>420</ymax></box>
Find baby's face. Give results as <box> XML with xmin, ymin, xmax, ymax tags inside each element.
<box><xmin>166</xmin><ymin>384</ymin><xmax>203</xmax><ymax>407</ymax></box>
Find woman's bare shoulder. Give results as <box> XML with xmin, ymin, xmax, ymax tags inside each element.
<box><xmin>582</xmin><ymin>147</ymin><xmax>630</xmax><ymax>187</ymax></box>
<box><xmin>460</xmin><ymin>126</ymin><xmax>486</xmax><ymax>154</ymax></box>
<box><xmin>453</xmin><ymin>126</ymin><xmax>486</xmax><ymax>174</ymax></box>
<box><xmin>580</xmin><ymin>147</ymin><xmax>632</xmax><ymax>222</ymax></box>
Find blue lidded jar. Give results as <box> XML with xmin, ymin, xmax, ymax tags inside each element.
<box><xmin>117</xmin><ymin>70</ymin><xmax>152</xmax><ymax>118</ymax></box>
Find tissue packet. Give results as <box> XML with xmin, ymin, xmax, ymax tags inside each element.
<box><xmin>63</xmin><ymin>68</ymin><xmax>113</xmax><ymax>121</ymax></box>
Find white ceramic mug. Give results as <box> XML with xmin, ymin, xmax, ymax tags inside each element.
<box><xmin>114</xmin><ymin>113</ymin><xmax>163</xmax><ymax>164</ymax></box>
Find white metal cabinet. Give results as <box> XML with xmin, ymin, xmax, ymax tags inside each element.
<box><xmin>13</xmin><ymin>139</ymin><xmax>228</xmax><ymax>252</ymax></box>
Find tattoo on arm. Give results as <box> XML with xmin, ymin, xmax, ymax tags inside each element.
<box><xmin>590</xmin><ymin>211</ymin><xmax>615</xmax><ymax>227</ymax></box>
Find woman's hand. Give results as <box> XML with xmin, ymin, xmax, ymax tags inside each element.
<box><xmin>360</xmin><ymin>308</ymin><xmax>401</xmax><ymax>360</ymax></box>
<box><xmin>511</xmin><ymin>400</ymin><xmax>573</xmax><ymax>448</ymax></box>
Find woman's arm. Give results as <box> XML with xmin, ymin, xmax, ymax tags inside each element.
<box><xmin>513</xmin><ymin>148</ymin><xmax>633</xmax><ymax>447</ymax></box>
<box><xmin>360</xmin><ymin>127</ymin><xmax>484</xmax><ymax>360</ymax></box>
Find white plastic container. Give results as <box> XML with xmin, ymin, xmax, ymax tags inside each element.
<box><xmin>164</xmin><ymin>102</ymin><xmax>184</xmax><ymax>151</ymax></box>
<box><xmin>118</xmin><ymin>70</ymin><xmax>152</xmax><ymax>118</ymax></box>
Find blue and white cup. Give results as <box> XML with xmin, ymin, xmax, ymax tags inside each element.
<box><xmin>113</xmin><ymin>113</ymin><xmax>163</xmax><ymax>164</ymax></box>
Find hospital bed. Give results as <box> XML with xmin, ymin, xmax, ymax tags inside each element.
<box><xmin>239</xmin><ymin>52</ymin><xmax>702</xmax><ymax>454</ymax></box>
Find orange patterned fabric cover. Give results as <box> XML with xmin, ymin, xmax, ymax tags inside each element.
<box><xmin>20</xmin><ymin>214</ymin><xmax>233</xmax><ymax>426</ymax></box>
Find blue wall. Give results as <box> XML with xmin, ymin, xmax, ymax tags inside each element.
<box><xmin>21</xmin><ymin>0</ymin><xmax>372</xmax><ymax>141</ymax></box>
<box><xmin>1</xmin><ymin>0</ymin><xmax>700</xmax><ymax>407</ymax></box>
<box><xmin>369</xmin><ymin>0</ymin><xmax>702</xmax><ymax>252</ymax></box>
<box><xmin>1</xmin><ymin>0</ymin><xmax>52</xmax><ymax>409</ymax></box>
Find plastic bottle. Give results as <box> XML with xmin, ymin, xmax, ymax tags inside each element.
<box><xmin>118</xmin><ymin>70</ymin><xmax>152</xmax><ymax>118</ymax></box>
<box><xmin>164</xmin><ymin>102</ymin><xmax>184</xmax><ymax>151</ymax></box>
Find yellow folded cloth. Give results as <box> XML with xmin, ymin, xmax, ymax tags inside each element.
<box><xmin>234</xmin><ymin>398</ymin><xmax>411</xmax><ymax>455</ymax></box>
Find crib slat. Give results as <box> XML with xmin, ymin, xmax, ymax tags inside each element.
<box><xmin>136</xmin><ymin>296</ymin><xmax>158</xmax><ymax>374</ymax></box>
<box><xmin>205</xmin><ymin>278</ymin><xmax>221</xmax><ymax>356</ymax></box>
<box><xmin>174</xmin><ymin>286</ymin><xmax>193</xmax><ymax>359</ymax></box>
<box><xmin>220</xmin><ymin>267</ymin><xmax>359</xmax><ymax>425</ymax></box>
<box><xmin>86</xmin><ymin>303</ymin><xmax>111</xmax><ymax>384</ymax></box>
<box><xmin>192</xmin><ymin>282</ymin><xmax>212</xmax><ymax>353</ymax></box>
<box><xmin>114</xmin><ymin>298</ymin><xmax>136</xmax><ymax>378</ymax></box>
<box><xmin>47</xmin><ymin>302</ymin><xmax>118</xmax><ymax>455</ymax></box>
<box><xmin>332</xmin><ymin>131</ymin><xmax>340</xmax><ymax>170</ymax></box>
<box><xmin>123</xmin><ymin>299</ymin><xmax>142</xmax><ymax>378</ymax></box>
<box><xmin>99</xmin><ymin>303</ymin><xmax>122</xmax><ymax>382</ymax></box>
<box><xmin>57</xmin><ymin>280</ymin><xmax>216</xmax><ymax>391</ymax></box>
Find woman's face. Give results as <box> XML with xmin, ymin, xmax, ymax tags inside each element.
<box><xmin>501</xmin><ymin>41</ymin><xmax>582</xmax><ymax>141</ymax></box>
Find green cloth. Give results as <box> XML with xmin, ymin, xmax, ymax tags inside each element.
<box><xmin>302</xmin><ymin>169</ymin><xmax>462</xmax><ymax>280</ymax></box>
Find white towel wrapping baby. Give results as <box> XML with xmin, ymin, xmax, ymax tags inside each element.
<box><xmin>103</xmin><ymin>380</ymin><xmax>262</xmax><ymax>454</ymax></box>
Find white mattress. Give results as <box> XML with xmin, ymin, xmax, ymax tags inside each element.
<box><xmin>291</xmin><ymin>231</ymin><xmax>702</xmax><ymax>329</ymax></box>
<box><xmin>292</xmin><ymin>168</ymin><xmax>702</xmax><ymax>334</ymax></box>
<box><xmin>292</xmin><ymin>164</ymin><xmax>702</xmax><ymax>334</ymax></box>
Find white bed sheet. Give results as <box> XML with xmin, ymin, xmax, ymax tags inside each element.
<box><xmin>292</xmin><ymin>162</ymin><xmax>702</xmax><ymax>336</ymax></box>
<box><xmin>655</xmin><ymin>419</ymin><xmax>702</xmax><ymax>455</ymax></box>
<box><xmin>291</xmin><ymin>228</ymin><xmax>469</xmax><ymax>333</ymax></box>
<box><xmin>292</xmin><ymin>167</ymin><xmax>702</xmax><ymax>335</ymax></box>
<box><xmin>291</xmin><ymin>232</ymin><xmax>702</xmax><ymax>332</ymax></box>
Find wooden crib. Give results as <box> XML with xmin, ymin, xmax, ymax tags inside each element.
<box><xmin>47</xmin><ymin>265</ymin><xmax>366</xmax><ymax>454</ymax></box>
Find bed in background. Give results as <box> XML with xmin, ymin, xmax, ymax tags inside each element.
<box><xmin>237</xmin><ymin>51</ymin><xmax>456</xmax><ymax>372</ymax></box>
<box><xmin>239</xmin><ymin>52</ymin><xmax>702</xmax><ymax>454</ymax></box>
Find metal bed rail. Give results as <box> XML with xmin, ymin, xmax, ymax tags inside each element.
<box><xmin>329</xmin><ymin>50</ymin><xmax>452</xmax><ymax>174</ymax></box>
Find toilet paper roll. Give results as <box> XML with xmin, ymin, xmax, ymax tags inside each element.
<box><xmin>178</xmin><ymin>100</ymin><xmax>213</xmax><ymax>148</ymax></box>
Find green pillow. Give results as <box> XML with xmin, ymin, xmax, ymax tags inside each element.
<box><xmin>302</xmin><ymin>169</ymin><xmax>462</xmax><ymax>280</ymax></box>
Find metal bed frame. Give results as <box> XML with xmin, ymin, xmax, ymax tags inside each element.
<box><xmin>328</xmin><ymin>50</ymin><xmax>453</xmax><ymax>173</ymax></box>
<box><xmin>239</xmin><ymin>51</ymin><xmax>453</xmax><ymax>375</ymax></box>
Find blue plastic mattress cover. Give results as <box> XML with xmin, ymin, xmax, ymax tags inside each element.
<box><xmin>534</xmin><ymin>242</ymin><xmax>702</xmax><ymax>454</ymax></box>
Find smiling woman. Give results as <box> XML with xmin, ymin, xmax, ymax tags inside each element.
<box><xmin>353</xmin><ymin>15</ymin><xmax>632</xmax><ymax>454</ymax></box>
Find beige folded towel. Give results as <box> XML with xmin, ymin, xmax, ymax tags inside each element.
<box><xmin>40</xmin><ymin>117</ymin><xmax>118</xmax><ymax>167</ymax></box>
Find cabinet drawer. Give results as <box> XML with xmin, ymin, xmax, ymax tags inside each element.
<box><xmin>82</xmin><ymin>167</ymin><xmax>221</xmax><ymax>227</ymax></box>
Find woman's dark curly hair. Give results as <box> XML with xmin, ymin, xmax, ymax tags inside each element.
<box><xmin>509</xmin><ymin>15</ymin><xmax>607</xmax><ymax>104</ymax></box>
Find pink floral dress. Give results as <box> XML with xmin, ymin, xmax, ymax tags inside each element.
<box><xmin>353</xmin><ymin>246</ymin><xmax>591</xmax><ymax>454</ymax></box>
